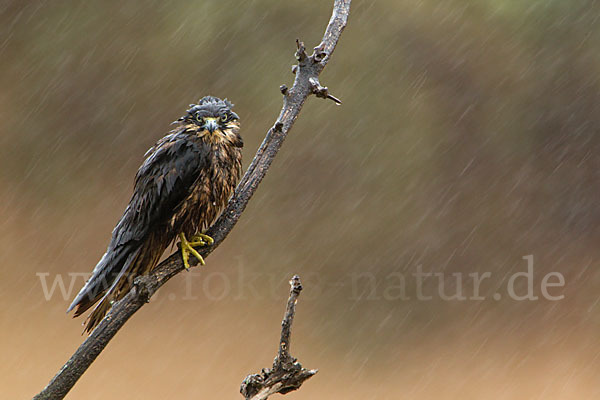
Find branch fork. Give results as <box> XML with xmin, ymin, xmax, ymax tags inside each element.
<box><xmin>289</xmin><ymin>39</ymin><xmax>341</xmax><ymax>104</ymax></box>
<box><xmin>309</xmin><ymin>77</ymin><xmax>342</xmax><ymax>104</ymax></box>
<box><xmin>240</xmin><ymin>276</ymin><xmax>317</xmax><ymax>400</ymax></box>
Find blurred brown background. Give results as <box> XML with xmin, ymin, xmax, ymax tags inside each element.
<box><xmin>1</xmin><ymin>0</ymin><xmax>600</xmax><ymax>398</ymax></box>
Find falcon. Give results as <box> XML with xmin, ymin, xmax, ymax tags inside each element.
<box><xmin>67</xmin><ymin>96</ymin><xmax>243</xmax><ymax>333</ymax></box>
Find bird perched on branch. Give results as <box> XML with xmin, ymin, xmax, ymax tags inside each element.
<box><xmin>67</xmin><ymin>96</ymin><xmax>243</xmax><ymax>333</ymax></box>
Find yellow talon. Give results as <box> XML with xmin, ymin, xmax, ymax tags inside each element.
<box><xmin>179</xmin><ymin>233</ymin><xmax>207</xmax><ymax>269</ymax></box>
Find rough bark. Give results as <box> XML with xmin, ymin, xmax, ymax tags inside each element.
<box><xmin>240</xmin><ymin>276</ymin><xmax>316</xmax><ymax>400</ymax></box>
<box><xmin>34</xmin><ymin>1</ymin><xmax>351</xmax><ymax>398</ymax></box>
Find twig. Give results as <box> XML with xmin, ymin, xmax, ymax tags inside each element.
<box><xmin>240</xmin><ymin>276</ymin><xmax>316</xmax><ymax>400</ymax></box>
<box><xmin>33</xmin><ymin>1</ymin><xmax>351</xmax><ymax>399</ymax></box>
<box><xmin>277</xmin><ymin>276</ymin><xmax>302</xmax><ymax>365</ymax></box>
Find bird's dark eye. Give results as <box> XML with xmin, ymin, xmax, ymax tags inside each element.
<box><xmin>220</xmin><ymin>115</ymin><xmax>228</xmax><ymax>123</ymax></box>
<box><xmin>196</xmin><ymin>114</ymin><xmax>204</xmax><ymax>124</ymax></box>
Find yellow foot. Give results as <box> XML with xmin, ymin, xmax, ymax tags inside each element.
<box><xmin>178</xmin><ymin>232</ymin><xmax>212</xmax><ymax>269</ymax></box>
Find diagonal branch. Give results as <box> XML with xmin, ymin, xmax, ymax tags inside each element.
<box><xmin>33</xmin><ymin>1</ymin><xmax>350</xmax><ymax>399</ymax></box>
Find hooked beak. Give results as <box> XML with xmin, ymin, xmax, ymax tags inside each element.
<box><xmin>203</xmin><ymin>118</ymin><xmax>219</xmax><ymax>134</ymax></box>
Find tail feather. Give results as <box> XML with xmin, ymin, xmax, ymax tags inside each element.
<box><xmin>83</xmin><ymin>295</ymin><xmax>114</xmax><ymax>334</ymax></box>
<box><xmin>69</xmin><ymin>234</ymin><xmax>165</xmax><ymax>334</ymax></box>
<box><xmin>67</xmin><ymin>243</ymin><xmax>138</xmax><ymax>316</ymax></box>
<box><xmin>82</xmin><ymin>246</ymin><xmax>143</xmax><ymax>333</ymax></box>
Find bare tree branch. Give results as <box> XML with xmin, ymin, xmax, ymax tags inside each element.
<box><xmin>240</xmin><ymin>276</ymin><xmax>316</xmax><ymax>400</ymax></box>
<box><xmin>34</xmin><ymin>1</ymin><xmax>351</xmax><ymax>399</ymax></box>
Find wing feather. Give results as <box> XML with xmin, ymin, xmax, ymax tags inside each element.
<box><xmin>67</xmin><ymin>130</ymin><xmax>209</xmax><ymax>314</ymax></box>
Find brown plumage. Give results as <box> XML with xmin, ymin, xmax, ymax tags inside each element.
<box><xmin>67</xmin><ymin>96</ymin><xmax>243</xmax><ymax>333</ymax></box>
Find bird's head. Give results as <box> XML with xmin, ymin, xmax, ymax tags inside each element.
<box><xmin>178</xmin><ymin>96</ymin><xmax>241</xmax><ymax>145</ymax></box>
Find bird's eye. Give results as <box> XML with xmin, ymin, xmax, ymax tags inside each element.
<box><xmin>220</xmin><ymin>115</ymin><xmax>228</xmax><ymax>123</ymax></box>
<box><xmin>196</xmin><ymin>115</ymin><xmax>204</xmax><ymax>124</ymax></box>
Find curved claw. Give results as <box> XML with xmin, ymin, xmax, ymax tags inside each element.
<box><xmin>190</xmin><ymin>233</ymin><xmax>214</xmax><ymax>246</ymax></box>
